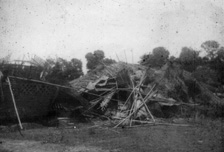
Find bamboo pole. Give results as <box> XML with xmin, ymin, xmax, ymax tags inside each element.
<box><xmin>114</xmin><ymin>85</ymin><xmax>157</xmax><ymax>128</ymax></box>
<box><xmin>123</xmin><ymin>72</ymin><xmax>136</xmax><ymax>96</ymax></box>
<box><xmin>123</xmin><ymin>88</ymin><xmax>135</xmax><ymax>106</ymax></box>
<box><xmin>143</xmin><ymin>84</ymin><xmax>157</xmax><ymax>101</ymax></box>
<box><xmin>129</xmin><ymin>75</ymin><xmax>138</xmax><ymax>127</ymax></box>
<box><xmin>127</xmin><ymin>120</ymin><xmax>190</xmax><ymax>127</ymax></box>
<box><xmin>8</xmin><ymin>76</ymin><xmax>72</xmax><ymax>89</ymax></box>
<box><xmin>7</xmin><ymin>77</ymin><xmax>23</xmax><ymax>130</ymax></box>
<box><xmin>123</xmin><ymin>72</ymin><xmax>147</xmax><ymax>106</ymax></box>
<box><xmin>138</xmin><ymin>92</ymin><xmax>155</xmax><ymax>122</ymax></box>
<box><xmin>0</xmin><ymin>80</ymin><xmax>4</xmax><ymax>102</ymax></box>
<box><xmin>129</xmin><ymin>98</ymin><xmax>136</xmax><ymax>127</ymax></box>
<box><xmin>0</xmin><ymin>71</ymin><xmax>4</xmax><ymax>102</ymax></box>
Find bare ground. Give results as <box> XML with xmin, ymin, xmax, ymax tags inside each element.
<box><xmin>0</xmin><ymin>118</ymin><xmax>223</xmax><ymax>152</ymax></box>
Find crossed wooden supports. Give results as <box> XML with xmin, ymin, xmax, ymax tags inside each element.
<box><xmin>114</xmin><ymin>72</ymin><xmax>157</xmax><ymax>128</ymax></box>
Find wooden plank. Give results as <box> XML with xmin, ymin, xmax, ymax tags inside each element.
<box><xmin>7</xmin><ymin>77</ymin><xmax>23</xmax><ymax>130</ymax></box>
<box><xmin>114</xmin><ymin>84</ymin><xmax>157</xmax><ymax>128</ymax></box>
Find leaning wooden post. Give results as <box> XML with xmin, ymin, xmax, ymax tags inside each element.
<box><xmin>138</xmin><ymin>92</ymin><xmax>155</xmax><ymax>122</ymax></box>
<box><xmin>7</xmin><ymin>77</ymin><xmax>23</xmax><ymax>130</ymax></box>
<box><xmin>114</xmin><ymin>84</ymin><xmax>157</xmax><ymax>128</ymax></box>
<box><xmin>0</xmin><ymin>71</ymin><xmax>4</xmax><ymax>102</ymax></box>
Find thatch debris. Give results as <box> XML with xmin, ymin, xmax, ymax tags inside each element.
<box><xmin>1</xmin><ymin>59</ymin><xmax>223</xmax><ymax>128</ymax></box>
<box><xmin>70</xmin><ymin>62</ymin><xmax>224</xmax><ymax>127</ymax></box>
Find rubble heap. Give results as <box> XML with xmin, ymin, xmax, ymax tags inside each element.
<box><xmin>70</xmin><ymin>62</ymin><xmax>224</xmax><ymax>127</ymax></box>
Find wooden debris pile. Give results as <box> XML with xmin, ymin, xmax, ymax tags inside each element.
<box><xmin>70</xmin><ymin>62</ymin><xmax>224</xmax><ymax>127</ymax></box>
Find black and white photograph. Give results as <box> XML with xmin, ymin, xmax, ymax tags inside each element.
<box><xmin>0</xmin><ymin>0</ymin><xmax>224</xmax><ymax>151</ymax></box>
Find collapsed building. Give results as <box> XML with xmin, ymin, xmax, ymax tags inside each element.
<box><xmin>70</xmin><ymin>62</ymin><xmax>224</xmax><ymax>127</ymax></box>
<box><xmin>0</xmin><ymin>55</ymin><xmax>223</xmax><ymax>128</ymax></box>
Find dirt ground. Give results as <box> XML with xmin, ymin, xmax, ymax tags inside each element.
<box><xmin>0</xmin><ymin>118</ymin><xmax>223</xmax><ymax>152</ymax></box>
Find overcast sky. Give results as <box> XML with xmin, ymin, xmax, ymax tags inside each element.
<box><xmin>0</xmin><ymin>0</ymin><xmax>224</xmax><ymax>72</ymax></box>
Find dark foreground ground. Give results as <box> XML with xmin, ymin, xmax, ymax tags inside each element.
<box><xmin>0</xmin><ymin>118</ymin><xmax>223</xmax><ymax>152</ymax></box>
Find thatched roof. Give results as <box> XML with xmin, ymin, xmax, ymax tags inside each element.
<box><xmin>69</xmin><ymin>62</ymin><xmax>145</xmax><ymax>92</ymax></box>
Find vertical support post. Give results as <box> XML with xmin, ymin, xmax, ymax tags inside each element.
<box><xmin>0</xmin><ymin>78</ymin><xmax>4</xmax><ymax>102</ymax></box>
<box><xmin>138</xmin><ymin>92</ymin><xmax>155</xmax><ymax>122</ymax></box>
<box><xmin>7</xmin><ymin>77</ymin><xmax>23</xmax><ymax>130</ymax></box>
<box><xmin>129</xmin><ymin>97</ymin><xmax>136</xmax><ymax>127</ymax></box>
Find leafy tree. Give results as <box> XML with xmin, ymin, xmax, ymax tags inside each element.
<box><xmin>85</xmin><ymin>52</ymin><xmax>97</xmax><ymax>70</ymax></box>
<box><xmin>178</xmin><ymin>47</ymin><xmax>201</xmax><ymax>72</ymax></box>
<box><xmin>67</xmin><ymin>58</ymin><xmax>83</xmax><ymax>79</ymax></box>
<box><xmin>209</xmin><ymin>47</ymin><xmax>224</xmax><ymax>85</ymax></box>
<box><xmin>201</xmin><ymin>40</ymin><xmax>220</xmax><ymax>59</ymax></box>
<box><xmin>217</xmin><ymin>47</ymin><xmax>224</xmax><ymax>60</ymax></box>
<box><xmin>85</xmin><ymin>50</ymin><xmax>105</xmax><ymax>70</ymax></box>
<box><xmin>179</xmin><ymin>47</ymin><xmax>200</xmax><ymax>62</ymax></box>
<box><xmin>216</xmin><ymin>47</ymin><xmax>224</xmax><ymax>85</ymax></box>
<box><xmin>200</xmin><ymin>40</ymin><xmax>224</xmax><ymax>85</ymax></box>
<box><xmin>140</xmin><ymin>47</ymin><xmax>170</xmax><ymax>68</ymax></box>
<box><xmin>44</xmin><ymin>57</ymin><xmax>83</xmax><ymax>84</ymax></box>
<box><xmin>85</xmin><ymin>50</ymin><xmax>116</xmax><ymax>71</ymax></box>
<box><xmin>94</xmin><ymin>50</ymin><xmax>105</xmax><ymax>60</ymax></box>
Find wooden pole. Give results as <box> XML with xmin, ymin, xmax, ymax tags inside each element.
<box><xmin>0</xmin><ymin>71</ymin><xmax>4</xmax><ymax>102</ymax></box>
<box><xmin>129</xmin><ymin>98</ymin><xmax>136</xmax><ymax>127</ymax></box>
<box><xmin>8</xmin><ymin>76</ymin><xmax>72</xmax><ymax>89</ymax></box>
<box><xmin>7</xmin><ymin>77</ymin><xmax>23</xmax><ymax>130</ymax></box>
<box><xmin>123</xmin><ymin>72</ymin><xmax>147</xmax><ymax>106</ymax></box>
<box><xmin>123</xmin><ymin>89</ymin><xmax>135</xmax><ymax>106</ymax></box>
<box><xmin>0</xmin><ymin>80</ymin><xmax>4</xmax><ymax>102</ymax></box>
<box><xmin>114</xmin><ymin>85</ymin><xmax>157</xmax><ymax>128</ymax></box>
<box><xmin>128</xmin><ymin>120</ymin><xmax>190</xmax><ymax>127</ymax></box>
<box><xmin>138</xmin><ymin>92</ymin><xmax>155</xmax><ymax>122</ymax></box>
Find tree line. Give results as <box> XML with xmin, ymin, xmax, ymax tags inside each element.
<box><xmin>139</xmin><ymin>40</ymin><xmax>224</xmax><ymax>88</ymax></box>
<box><xmin>43</xmin><ymin>40</ymin><xmax>224</xmax><ymax>88</ymax></box>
